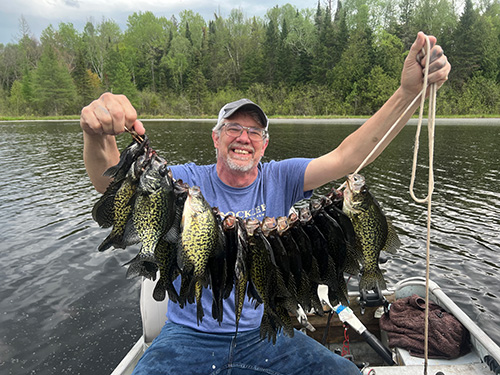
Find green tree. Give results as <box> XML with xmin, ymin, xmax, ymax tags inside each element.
<box><xmin>328</xmin><ymin>27</ymin><xmax>375</xmax><ymax>104</ymax></box>
<box><xmin>162</xmin><ymin>35</ymin><xmax>191</xmax><ymax>91</ymax></box>
<box><xmin>83</xmin><ymin>19</ymin><xmax>122</xmax><ymax>82</ymax></box>
<box><xmin>104</xmin><ymin>46</ymin><xmax>138</xmax><ymax>104</ymax></box>
<box><xmin>73</xmin><ymin>48</ymin><xmax>101</xmax><ymax>107</ymax></box>
<box><xmin>32</xmin><ymin>46</ymin><xmax>77</xmax><ymax>115</ymax></box>
<box><xmin>8</xmin><ymin>80</ymin><xmax>29</xmax><ymax>115</ymax></box>
<box><xmin>124</xmin><ymin>12</ymin><xmax>172</xmax><ymax>91</ymax></box>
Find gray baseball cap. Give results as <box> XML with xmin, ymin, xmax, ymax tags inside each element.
<box><xmin>214</xmin><ymin>98</ymin><xmax>269</xmax><ymax>131</ymax></box>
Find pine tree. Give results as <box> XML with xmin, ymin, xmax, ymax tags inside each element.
<box><xmin>32</xmin><ymin>46</ymin><xmax>77</xmax><ymax>115</ymax></box>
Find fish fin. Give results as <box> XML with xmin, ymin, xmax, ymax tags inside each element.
<box><xmin>166</xmin><ymin>284</ymin><xmax>180</xmax><ymax>303</ymax></box>
<box><xmin>123</xmin><ymin>252</ymin><xmax>157</xmax><ymax>266</ymax></box>
<box><xmin>343</xmin><ymin>243</ymin><xmax>362</xmax><ymax>275</ymax></box>
<box><xmin>260</xmin><ymin>308</ymin><xmax>278</xmax><ymax>344</ymax></box>
<box><xmin>164</xmin><ymin>224</ymin><xmax>180</xmax><ymax>243</ymax></box>
<box><xmin>247</xmin><ymin>281</ymin><xmax>263</xmax><ymax>305</ymax></box>
<box><xmin>97</xmin><ymin>235</ymin><xmax>114</xmax><ymax>252</ymax></box>
<box><xmin>176</xmin><ymin>243</ymin><xmax>186</xmax><ymax>271</ymax></box>
<box><xmin>383</xmin><ymin>219</ymin><xmax>401</xmax><ymax>254</ymax></box>
<box><xmin>92</xmin><ymin>184</ymin><xmax>120</xmax><ymax>228</ymax></box>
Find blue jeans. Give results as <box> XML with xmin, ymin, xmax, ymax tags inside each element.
<box><xmin>132</xmin><ymin>321</ymin><xmax>361</xmax><ymax>375</ymax></box>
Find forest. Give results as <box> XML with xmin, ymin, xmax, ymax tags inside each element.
<box><xmin>0</xmin><ymin>0</ymin><xmax>499</xmax><ymax>118</ymax></box>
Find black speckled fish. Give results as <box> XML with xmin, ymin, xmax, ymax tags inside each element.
<box><xmin>343</xmin><ymin>174</ymin><xmax>400</xmax><ymax>291</ymax></box>
<box><xmin>222</xmin><ymin>214</ymin><xmax>248</xmax><ymax>332</ymax></box>
<box><xmin>245</xmin><ymin>218</ymin><xmax>293</xmax><ymax>343</ymax></box>
<box><xmin>92</xmin><ymin>136</ymin><xmax>149</xmax><ymax>228</ymax></box>
<box><xmin>126</xmin><ymin>154</ymin><xmax>176</xmax><ymax>280</ymax></box>
<box><xmin>178</xmin><ymin>186</ymin><xmax>224</xmax><ymax>324</ymax></box>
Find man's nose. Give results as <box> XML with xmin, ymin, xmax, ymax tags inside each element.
<box><xmin>235</xmin><ymin>129</ymin><xmax>252</xmax><ymax>143</ymax></box>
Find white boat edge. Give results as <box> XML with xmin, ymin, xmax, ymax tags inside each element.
<box><xmin>111</xmin><ymin>276</ymin><xmax>500</xmax><ymax>375</ymax></box>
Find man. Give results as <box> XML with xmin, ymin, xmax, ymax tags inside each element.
<box><xmin>81</xmin><ymin>32</ymin><xmax>450</xmax><ymax>374</ymax></box>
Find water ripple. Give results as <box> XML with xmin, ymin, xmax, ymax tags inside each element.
<box><xmin>0</xmin><ymin>121</ymin><xmax>499</xmax><ymax>375</ymax></box>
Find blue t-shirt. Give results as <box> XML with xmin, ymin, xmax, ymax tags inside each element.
<box><xmin>168</xmin><ymin>158</ymin><xmax>313</xmax><ymax>333</ymax></box>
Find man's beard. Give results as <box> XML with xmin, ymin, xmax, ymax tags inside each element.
<box><xmin>216</xmin><ymin>142</ymin><xmax>261</xmax><ymax>173</ymax></box>
<box><xmin>225</xmin><ymin>156</ymin><xmax>258</xmax><ymax>172</ymax></box>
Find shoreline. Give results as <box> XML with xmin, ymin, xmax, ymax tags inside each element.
<box><xmin>1</xmin><ymin>117</ymin><xmax>499</xmax><ymax>125</ymax></box>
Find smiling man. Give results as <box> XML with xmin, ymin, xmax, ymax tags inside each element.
<box><xmin>213</xmin><ymin>99</ymin><xmax>270</xmax><ymax>183</ymax></box>
<box><xmin>81</xmin><ymin>32</ymin><xmax>450</xmax><ymax>375</ymax></box>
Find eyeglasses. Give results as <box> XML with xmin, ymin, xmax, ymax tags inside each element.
<box><xmin>222</xmin><ymin>123</ymin><xmax>267</xmax><ymax>141</ymax></box>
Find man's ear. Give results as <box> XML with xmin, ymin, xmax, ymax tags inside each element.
<box><xmin>261</xmin><ymin>139</ymin><xmax>269</xmax><ymax>156</ymax></box>
<box><xmin>212</xmin><ymin>131</ymin><xmax>220</xmax><ymax>149</ymax></box>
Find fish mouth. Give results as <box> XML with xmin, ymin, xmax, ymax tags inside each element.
<box><xmin>245</xmin><ymin>218</ymin><xmax>260</xmax><ymax>235</ymax></box>
<box><xmin>187</xmin><ymin>186</ymin><xmax>204</xmax><ymax>212</ymax></box>
<box><xmin>346</xmin><ymin>173</ymin><xmax>365</xmax><ymax>193</ymax></box>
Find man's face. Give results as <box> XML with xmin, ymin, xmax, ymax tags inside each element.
<box><xmin>212</xmin><ymin>112</ymin><xmax>269</xmax><ymax>173</ymax></box>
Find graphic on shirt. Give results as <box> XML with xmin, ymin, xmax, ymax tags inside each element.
<box><xmin>219</xmin><ymin>204</ymin><xmax>267</xmax><ymax>220</ymax></box>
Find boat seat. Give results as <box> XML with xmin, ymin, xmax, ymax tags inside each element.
<box><xmin>140</xmin><ymin>273</ymin><xmax>168</xmax><ymax>344</ymax></box>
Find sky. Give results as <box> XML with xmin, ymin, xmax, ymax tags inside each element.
<box><xmin>0</xmin><ymin>0</ymin><xmax>319</xmax><ymax>45</ymax></box>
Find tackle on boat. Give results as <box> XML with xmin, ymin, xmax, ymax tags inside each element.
<box><xmin>92</xmin><ymin>134</ymin><xmax>401</xmax><ymax>343</ymax></box>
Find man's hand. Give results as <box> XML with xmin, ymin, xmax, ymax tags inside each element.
<box><xmin>81</xmin><ymin>93</ymin><xmax>145</xmax><ymax>193</ymax></box>
<box><xmin>401</xmin><ymin>32</ymin><xmax>451</xmax><ymax>98</ymax></box>
<box><xmin>80</xmin><ymin>92</ymin><xmax>145</xmax><ymax>137</ymax></box>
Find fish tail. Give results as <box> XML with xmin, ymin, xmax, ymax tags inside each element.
<box><xmin>125</xmin><ymin>260</ymin><xmax>158</xmax><ymax>280</ymax></box>
<box><xmin>178</xmin><ymin>273</ymin><xmax>195</xmax><ymax>307</ymax></box>
<box><xmin>195</xmin><ymin>281</ymin><xmax>204</xmax><ymax>325</ymax></box>
<box><xmin>260</xmin><ymin>308</ymin><xmax>278</xmax><ymax>344</ymax></box>
<box><xmin>153</xmin><ymin>281</ymin><xmax>167</xmax><ymax>302</ymax></box>
<box><xmin>359</xmin><ymin>265</ymin><xmax>387</xmax><ymax>291</ymax></box>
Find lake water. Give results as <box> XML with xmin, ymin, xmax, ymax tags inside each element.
<box><xmin>0</xmin><ymin>119</ymin><xmax>499</xmax><ymax>374</ymax></box>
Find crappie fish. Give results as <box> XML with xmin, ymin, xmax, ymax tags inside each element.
<box><xmin>245</xmin><ymin>218</ymin><xmax>293</xmax><ymax>343</ymax></box>
<box><xmin>277</xmin><ymin>216</ymin><xmax>317</xmax><ymax>331</ymax></box>
<box><xmin>310</xmin><ymin>200</ymin><xmax>349</xmax><ymax>305</ymax></box>
<box><xmin>153</xmin><ymin>238</ymin><xmax>180</xmax><ymax>302</ymax></box>
<box><xmin>262</xmin><ymin>217</ymin><xmax>313</xmax><ymax>331</ymax></box>
<box><xmin>207</xmin><ymin>207</ymin><xmax>228</xmax><ymax>324</ymax></box>
<box><xmin>322</xmin><ymin>190</ymin><xmax>362</xmax><ymax>275</ymax></box>
<box><xmin>97</xmin><ymin>152</ymin><xmax>151</xmax><ymax>252</ymax></box>
<box><xmin>92</xmin><ymin>136</ymin><xmax>149</xmax><ymax>228</ymax></box>
<box><xmin>261</xmin><ymin>217</ymin><xmax>297</xmax><ymax>300</ymax></box>
<box><xmin>178</xmin><ymin>186</ymin><xmax>224</xmax><ymax>324</ymax></box>
<box><xmin>153</xmin><ymin>179</ymin><xmax>189</xmax><ymax>302</ymax></box>
<box><xmin>343</xmin><ymin>174</ymin><xmax>400</xmax><ymax>291</ymax></box>
<box><xmin>126</xmin><ymin>154</ymin><xmax>176</xmax><ymax>280</ymax></box>
<box><xmin>286</xmin><ymin>212</ymin><xmax>323</xmax><ymax>315</ymax></box>
<box><xmin>299</xmin><ymin>206</ymin><xmax>342</xmax><ymax>306</ymax></box>
<box><xmin>222</xmin><ymin>214</ymin><xmax>248</xmax><ymax>332</ymax></box>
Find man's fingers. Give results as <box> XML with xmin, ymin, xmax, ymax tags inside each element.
<box><xmin>131</xmin><ymin>120</ymin><xmax>146</xmax><ymax>135</ymax></box>
<box><xmin>414</xmin><ymin>33</ymin><xmax>437</xmax><ymax>67</ymax></box>
<box><xmin>81</xmin><ymin>105</ymin><xmax>104</xmax><ymax>135</ymax></box>
<box><xmin>80</xmin><ymin>93</ymin><xmax>142</xmax><ymax>136</ymax></box>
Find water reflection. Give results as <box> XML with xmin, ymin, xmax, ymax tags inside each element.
<box><xmin>0</xmin><ymin>120</ymin><xmax>498</xmax><ymax>375</ymax></box>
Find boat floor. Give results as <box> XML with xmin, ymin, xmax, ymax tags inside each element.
<box><xmin>364</xmin><ymin>363</ymin><xmax>492</xmax><ymax>375</ymax></box>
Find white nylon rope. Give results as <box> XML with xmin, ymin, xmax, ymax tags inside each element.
<box><xmin>340</xmin><ymin>36</ymin><xmax>437</xmax><ymax>373</ymax></box>
<box><xmin>408</xmin><ymin>36</ymin><xmax>436</xmax><ymax>375</ymax></box>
